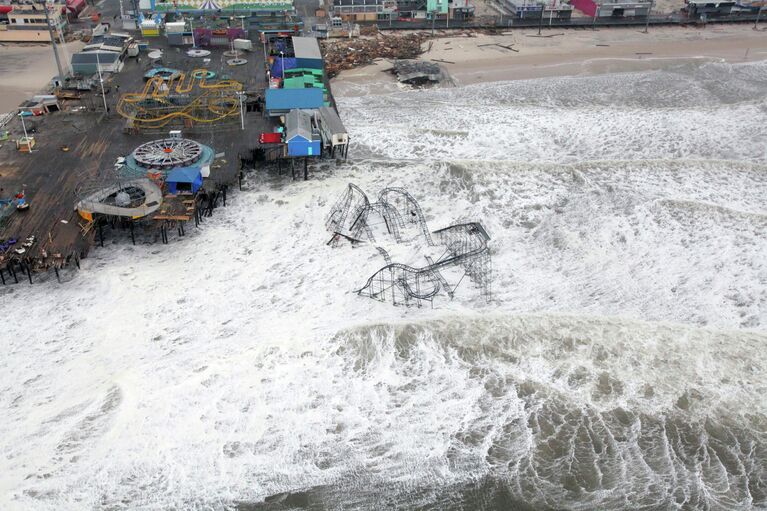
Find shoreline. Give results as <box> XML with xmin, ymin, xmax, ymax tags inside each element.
<box><xmin>331</xmin><ymin>25</ymin><xmax>767</xmax><ymax>97</ymax></box>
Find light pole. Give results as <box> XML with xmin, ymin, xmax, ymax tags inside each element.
<box><xmin>263</xmin><ymin>34</ymin><xmax>268</xmax><ymax>72</ymax></box>
<box><xmin>538</xmin><ymin>2</ymin><xmax>544</xmax><ymax>35</ymax></box>
<box><xmin>132</xmin><ymin>0</ymin><xmax>140</xmax><ymax>29</ymax></box>
<box><xmin>18</xmin><ymin>111</ymin><xmax>32</xmax><ymax>153</ymax></box>
<box><xmin>237</xmin><ymin>92</ymin><xmax>245</xmax><ymax>130</ymax></box>
<box><xmin>280</xmin><ymin>50</ymin><xmax>285</xmax><ymax>80</ymax></box>
<box><xmin>755</xmin><ymin>5</ymin><xmax>763</xmax><ymax>29</ymax></box>
<box><xmin>95</xmin><ymin>52</ymin><xmax>109</xmax><ymax>114</ymax></box>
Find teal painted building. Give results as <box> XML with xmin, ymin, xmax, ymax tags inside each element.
<box><xmin>427</xmin><ymin>0</ymin><xmax>448</xmax><ymax>13</ymax></box>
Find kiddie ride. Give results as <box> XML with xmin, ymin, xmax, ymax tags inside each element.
<box><xmin>0</xmin><ymin>190</ymin><xmax>30</xmax><ymax>213</ymax></box>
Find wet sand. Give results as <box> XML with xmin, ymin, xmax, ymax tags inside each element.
<box><xmin>0</xmin><ymin>42</ymin><xmax>84</xmax><ymax>114</ymax></box>
<box><xmin>331</xmin><ymin>25</ymin><xmax>767</xmax><ymax>96</ymax></box>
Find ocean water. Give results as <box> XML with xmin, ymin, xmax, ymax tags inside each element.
<box><xmin>1</xmin><ymin>60</ymin><xmax>766</xmax><ymax>510</ymax></box>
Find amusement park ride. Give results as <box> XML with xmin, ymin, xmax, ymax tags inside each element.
<box><xmin>326</xmin><ymin>184</ymin><xmax>492</xmax><ymax>307</ymax></box>
<box><xmin>116</xmin><ymin>68</ymin><xmax>244</xmax><ymax>130</ymax></box>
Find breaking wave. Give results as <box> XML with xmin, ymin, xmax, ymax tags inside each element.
<box><xmin>318</xmin><ymin>316</ymin><xmax>767</xmax><ymax>510</ymax></box>
<box><xmin>339</xmin><ymin>60</ymin><xmax>767</xmax><ymax>163</ymax></box>
<box><xmin>1</xmin><ymin>60</ymin><xmax>766</xmax><ymax>510</ymax></box>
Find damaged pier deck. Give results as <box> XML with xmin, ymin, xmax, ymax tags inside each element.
<box><xmin>0</xmin><ymin>37</ymin><xmax>276</xmax><ymax>283</ymax></box>
<box><xmin>0</xmin><ymin>112</ymin><xmax>117</xmax><ymax>276</ymax></box>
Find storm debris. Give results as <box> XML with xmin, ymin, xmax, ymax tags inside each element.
<box><xmin>391</xmin><ymin>59</ymin><xmax>451</xmax><ymax>85</ymax></box>
<box><xmin>321</xmin><ymin>33</ymin><xmax>429</xmax><ymax>78</ymax></box>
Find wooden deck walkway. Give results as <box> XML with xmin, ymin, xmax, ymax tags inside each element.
<box><xmin>0</xmin><ymin>112</ymin><xmax>119</xmax><ymax>271</ymax></box>
<box><xmin>0</xmin><ymin>36</ymin><xmax>275</xmax><ymax>280</ymax></box>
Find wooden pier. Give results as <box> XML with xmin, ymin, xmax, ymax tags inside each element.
<box><xmin>0</xmin><ymin>37</ymin><xmax>273</xmax><ymax>284</ymax></box>
<box><xmin>0</xmin><ymin>27</ymin><xmax>348</xmax><ymax>284</ymax></box>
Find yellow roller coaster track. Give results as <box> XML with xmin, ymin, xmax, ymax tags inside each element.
<box><xmin>117</xmin><ymin>68</ymin><xmax>244</xmax><ymax>128</ymax></box>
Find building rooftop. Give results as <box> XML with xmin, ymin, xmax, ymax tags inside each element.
<box><xmin>83</xmin><ymin>34</ymin><xmax>132</xmax><ymax>53</ymax></box>
<box><xmin>292</xmin><ymin>36</ymin><xmax>322</xmax><ymax>60</ymax></box>
<box><xmin>71</xmin><ymin>51</ymin><xmax>120</xmax><ymax>64</ymax></box>
<box><xmin>167</xmin><ymin>166</ymin><xmax>202</xmax><ymax>183</ymax></box>
<box><xmin>266</xmin><ymin>88</ymin><xmax>324</xmax><ymax>113</ymax></box>
<box><xmin>286</xmin><ymin>109</ymin><xmax>316</xmax><ymax>142</ymax></box>
<box><xmin>318</xmin><ymin>106</ymin><xmax>346</xmax><ymax>136</ymax></box>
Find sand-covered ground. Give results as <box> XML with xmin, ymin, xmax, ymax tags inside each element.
<box><xmin>331</xmin><ymin>24</ymin><xmax>767</xmax><ymax>96</ymax></box>
<box><xmin>0</xmin><ymin>41</ymin><xmax>83</xmax><ymax>115</ymax></box>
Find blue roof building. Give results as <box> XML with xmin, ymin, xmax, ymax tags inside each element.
<box><xmin>265</xmin><ymin>88</ymin><xmax>324</xmax><ymax>117</ymax></box>
<box><xmin>286</xmin><ymin>109</ymin><xmax>321</xmax><ymax>157</ymax></box>
<box><xmin>166</xmin><ymin>167</ymin><xmax>203</xmax><ymax>194</ymax></box>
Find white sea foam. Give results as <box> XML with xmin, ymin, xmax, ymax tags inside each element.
<box><xmin>1</xmin><ymin>60</ymin><xmax>766</xmax><ymax>510</ymax></box>
<box><xmin>340</xmin><ymin>60</ymin><xmax>767</xmax><ymax>163</ymax></box>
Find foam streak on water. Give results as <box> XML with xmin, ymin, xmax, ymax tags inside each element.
<box><xmin>0</xmin><ymin>60</ymin><xmax>766</xmax><ymax>510</ymax></box>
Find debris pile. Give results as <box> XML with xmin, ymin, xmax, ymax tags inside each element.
<box><xmin>321</xmin><ymin>34</ymin><xmax>429</xmax><ymax>78</ymax></box>
<box><xmin>391</xmin><ymin>59</ymin><xmax>449</xmax><ymax>85</ymax></box>
<box><xmin>359</xmin><ymin>24</ymin><xmax>379</xmax><ymax>36</ymax></box>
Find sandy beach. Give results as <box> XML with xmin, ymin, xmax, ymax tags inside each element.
<box><xmin>331</xmin><ymin>25</ymin><xmax>767</xmax><ymax>96</ymax></box>
<box><xmin>0</xmin><ymin>41</ymin><xmax>84</xmax><ymax>114</ymax></box>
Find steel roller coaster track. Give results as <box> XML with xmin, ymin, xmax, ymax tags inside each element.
<box><xmin>326</xmin><ymin>183</ymin><xmax>492</xmax><ymax>306</ymax></box>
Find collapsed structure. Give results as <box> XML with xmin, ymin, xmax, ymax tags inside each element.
<box><xmin>325</xmin><ymin>184</ymin><xmax>491</xmax><ymax>307</ymax></box>
<box><xmin>391</xmin><ymin>59</ymin><xmax>451</xmax><ymax>85</ymax></box>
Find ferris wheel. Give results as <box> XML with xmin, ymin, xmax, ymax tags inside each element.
<box><xmin>132</xmin><ymin>138</ymin><xmax>204</xmax><ymax>170</ymax></box>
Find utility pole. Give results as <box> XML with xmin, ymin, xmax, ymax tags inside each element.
<box><xmin>43</xmin><ymin>2</ymin><xmax>65</xmax><ymax>79</ymax></box>
<box><xmin>55</xmin><ymin>22</ymin><xmax>70</xmax><ymax>75</ymax></box>
<box><xmin>538</xmin><ymin>2</ymin><xmax>544</xmax><ymax>35</ymax></box>
<box><xmin>592</xmin><ymin>3</ymin><xmax>599</xmax><ymax>29</ymax></box>
<box><xmin>755</xmin><ymin>5</ymin><xmax>763</xmax><ymax>29</ymax></box>
<box><xmin>431</xmin><ymin>9</ymin><xmax>436</xmax><ymax>36</ymax></box>
<box><xmin>643</xmin><ymin>0</ymin><xmax>653</xmax><ymax>33</ymax></box>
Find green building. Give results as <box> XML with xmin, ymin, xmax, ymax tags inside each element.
<box><xmin>426</xmin><ymin>0</ymin><xmax>448</xmax><ymax>14</ymax></box>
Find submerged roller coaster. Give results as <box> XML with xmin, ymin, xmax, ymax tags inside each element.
<box><xmin>116</xmin><ymin>69</ymin><xmax>243</xmax><ymax>130</ymax></box>
<box><xmin>326</xmin><ymin>183</ymin><xmax>491</xmax><ymax>306</ymax></box>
